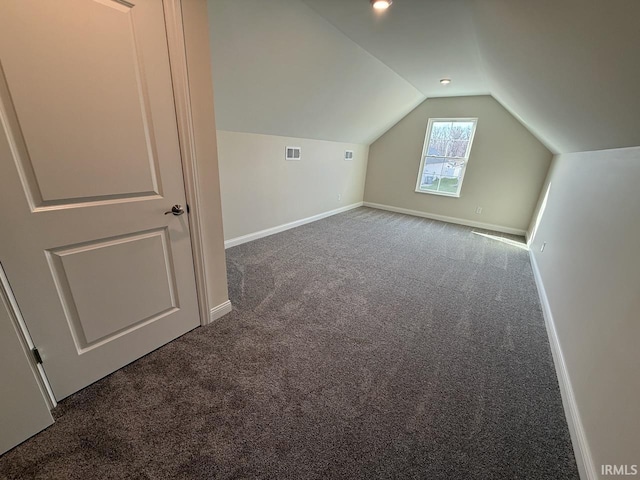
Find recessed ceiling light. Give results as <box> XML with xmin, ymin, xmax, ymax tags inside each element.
<box><xmin>371</xmin><ymin>0</ymin><xmax>392</xmax><ymax>10</ymax></box>
<box><xmin>440</xmin><ymin>78</ymin><xmax>452</xmax><ymax>85</ymax></box>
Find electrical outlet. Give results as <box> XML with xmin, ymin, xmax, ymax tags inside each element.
<box><xmin>338</xmin><ymin>194</ymin><xmax>342</xmax><ymax>201</ymax></box>
<box><xmin>475</xmin><ymin>207</ymin><xmax>483</xmax><ymax>214</ymax></box>
<box><xmin>541</xmin><ymin>242</ymin><xmax>547</xmax><ymax>252</ymax></box>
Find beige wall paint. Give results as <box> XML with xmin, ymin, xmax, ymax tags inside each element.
<box><xmin>529</xmin><ymin>146</ymin><xmax>640</xmax><ymax>474</ymax></box>
<box><xmin>182</xmin><ymin>0</ymin><xmax>229</xmax><ymax>309</ymax></box>
<box><xmin>364</xmin><ymin>95</ymin><xmax>552</xmax><ymax>232</ymax></box>
<box><xmin>217</xmin><ymin>131</ymin><xmax>368</xmax><ymax>240</ymax></box>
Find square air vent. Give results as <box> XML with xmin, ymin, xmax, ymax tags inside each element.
<box><xmin>344</xmin><ymin>150</ymin><xmax>354</xmax><ymax>161</ymax></box>
<box><xmin>285</xmin><ymin>146</ymin><xmax>301</xmax><ymax>161</ymax></box>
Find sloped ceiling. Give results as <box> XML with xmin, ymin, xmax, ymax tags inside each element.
<box><xmin>471</xmin><ymin>0</ymin><xmax>640</xmax><ymax>153</ymax></box>
<box><xmin>207</xmin><ymin>0</ymin><xmax>424</xmax><ymax>144</ymax></box>
<box><xmin>300</xmin><ymin>0</ymin><xmax>490</xmax><ymax>98</ymax></box>
<box><xmin>208</xmin><ymin>0</ymin><xmax>640</xmax><ymax>153</ymax></box>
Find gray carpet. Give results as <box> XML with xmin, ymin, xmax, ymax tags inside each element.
<box><xmin>0</xmin><ymin>207</ymin><xmax>579</xmax><ymax>479</ymax></box>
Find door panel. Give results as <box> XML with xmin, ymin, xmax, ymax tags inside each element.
<box><xmin>47</xmin><ymin>228</ymin><xmax>179</xmax><ymax>348</ymax></box>
<box><xmin>1</xmin><ymin>0</ymin><xmax>160</xmax><ymax>203</ymax></box>
<box><xmin>0</xmin><ymin>0</ymin><xmax>200</xmax><ymax>400</ymax></box>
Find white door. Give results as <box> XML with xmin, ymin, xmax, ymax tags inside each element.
<box><xmin>0</xmin><ymin>267</ymin><xmax>54</xmax><ymax>455</ymax></box>
<box><xmin>0</xmin><ymin>0</ymin><xmax>201</xmax><ymax>400</ymax></box>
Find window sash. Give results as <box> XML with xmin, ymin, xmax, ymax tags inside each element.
<box><xmin>415</xmin><ymin>117</ymin><xmax>478</xmax><ymax>198</ymax></box>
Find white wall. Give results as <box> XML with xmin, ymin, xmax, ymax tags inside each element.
<box><xmin>364</xmin><ymin>96</ymin><xmax>552</xmax><ymax>233</ymax></box>
<box><xmin>529</xmin><ymin>146</ymin><xmax>640</xmax><ymax>477</ymax></box>
<box><xmin>207</xmin><ymin>0</ymin><xmax>423</xmax><ymax>145</ymax></box>
<box><xmin>217</xmin><ymin>131</ymin><xmax>368</xmax><ymax>241</ymax></box>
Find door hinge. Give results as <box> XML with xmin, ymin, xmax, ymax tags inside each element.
<box><xmin>32</xmin><ymin>347</ymin><xmax>43</xmax><ymax>365</ymax></box>
<box><xmin>186</xmin><ymin>203</ymin><xmax>190</xmax><ymax>214</ymax></box>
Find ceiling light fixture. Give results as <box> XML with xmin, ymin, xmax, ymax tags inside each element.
<box><xmin>371</xmin><ymin>0</ymin><xmax>392</xmax><ymax>10</ymax></box>
<box><xmin>440</xmin><ymin>78</ymin><xmax>452</xmax><ymax>85</ymax></box>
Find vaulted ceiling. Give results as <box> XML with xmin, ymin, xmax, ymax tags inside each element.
<box><xmin>208</xmin><ymin>0</ymin><xmax>640</xmax><ymax>153</ymax></box>
<box><xmin>207</xmin><ymin>0</ymin><xmax>423</xmax><ymax>145</ymax></box>
<box><xmin>300</xmin><ymin>0</ymin><xmax>489</xmax><ymax>98</ymax></box>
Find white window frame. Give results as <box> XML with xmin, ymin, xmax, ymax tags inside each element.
<box><xmin>415</xmin><ymin>117</ymin><xmax>478</xmax><ymax>198</ymax></box>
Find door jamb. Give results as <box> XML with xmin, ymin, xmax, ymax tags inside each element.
<box><xmin>0</xmin><ymin>264</ymin><xmax>57</xmax><ymax>409</ymax></box>
<box><xmin>164</xmin><ymin>0</ymin><xmax>211</xmax><ymax>326</ymax></box>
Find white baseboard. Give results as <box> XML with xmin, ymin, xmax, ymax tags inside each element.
<box><xmin>224</xmin><ymin>202</ymin><xmax>364</xmax><ymax>249</ymax></box>
<box><xmin>362</xmin><ymin>202</ymin><xmax>527</xmax><ymax>236</ymax></box>
<box><xmin>209</xmin><ymin>300</ymin><xmax>232</xmax><ymax>323</ymax></box>
<box><xmin>529</xmin><ymin>251</ymin><xmax>596</xmax><ymax>480</ymax></box>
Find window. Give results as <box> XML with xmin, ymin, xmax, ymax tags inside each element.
<box><xmin>415</xmin><ymin>118</ymin><xmax>478</xmax><ymax>197</ymax></box>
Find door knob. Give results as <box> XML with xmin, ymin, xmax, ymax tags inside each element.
<box><xmin>164</xmin><ymin>204</ymin><xmax>185</xmax><ymax>216</ymax></box>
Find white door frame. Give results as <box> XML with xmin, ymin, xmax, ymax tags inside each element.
<box><xmin>163</xmin><ymin>0</ymin><xmax>212</xmax><ymax>328</ymax></box>
<box><xmin>0</xmin><ymin>264</ymin><xmax>57</xmax><ymax>409</ymax></box>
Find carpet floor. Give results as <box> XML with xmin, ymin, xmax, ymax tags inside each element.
<box><xmin>0</xmin><ymin>207</ymin><xmax>579</xmax><ymax>479</ymax></box>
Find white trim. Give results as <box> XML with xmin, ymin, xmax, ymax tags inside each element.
<box><xmin>363</xmin><ymin>202</ymin><xmax>526</xmax><ymax>236</ymax></box>
<box><xmin>164</xmin><ymin>0</ymin><xmax>211</xmax><ymax>327</ymax></box>
<box><xmin>225</xmin><ymin>202</ymin><xmax>363</xmax><ymax>249</ymax></box>
<box><xmin>415</xmin><ymin>117</ymin><xmax>478</xmax><ymax>198</ymax></box>
<box><xmin>0</xmin><ymin>263</ymin><xmax>57</xmax><ymax>409</ymax></box>
<box><xmin>209</xmin><ymin>300</ymin><xmax>233</xmax><ymax>323</ymax></box>
<box><xmin>529</xmin><ymin>251</ymin><xmax>596</xmax><ymax>480</ymax></box>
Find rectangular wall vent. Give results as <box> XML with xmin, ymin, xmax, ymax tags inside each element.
<box><xmin>344</xmin><ymin>150</ymin><xmax>354</xmax><ymax>161</ymax></box>
<box><xmin>285</xmin><ymin>146</ymin><xmax>301</xmax><ymax>161</ymax></box>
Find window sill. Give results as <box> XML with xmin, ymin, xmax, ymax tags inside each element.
<box><xmin>415</xmin><ymin>188</ymin><xmax>460</xmax><ymax>198</ymax></box>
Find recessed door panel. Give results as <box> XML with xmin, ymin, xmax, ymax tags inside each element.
<box><xmin>47</xmin><ymin>229</ymin><xmax>179</xmax><ymax>349</ymax></box>
<box><xmin>0</xmin><ymin>0</ymin><xmax>161</xmax><ymax>206</ymax></box>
